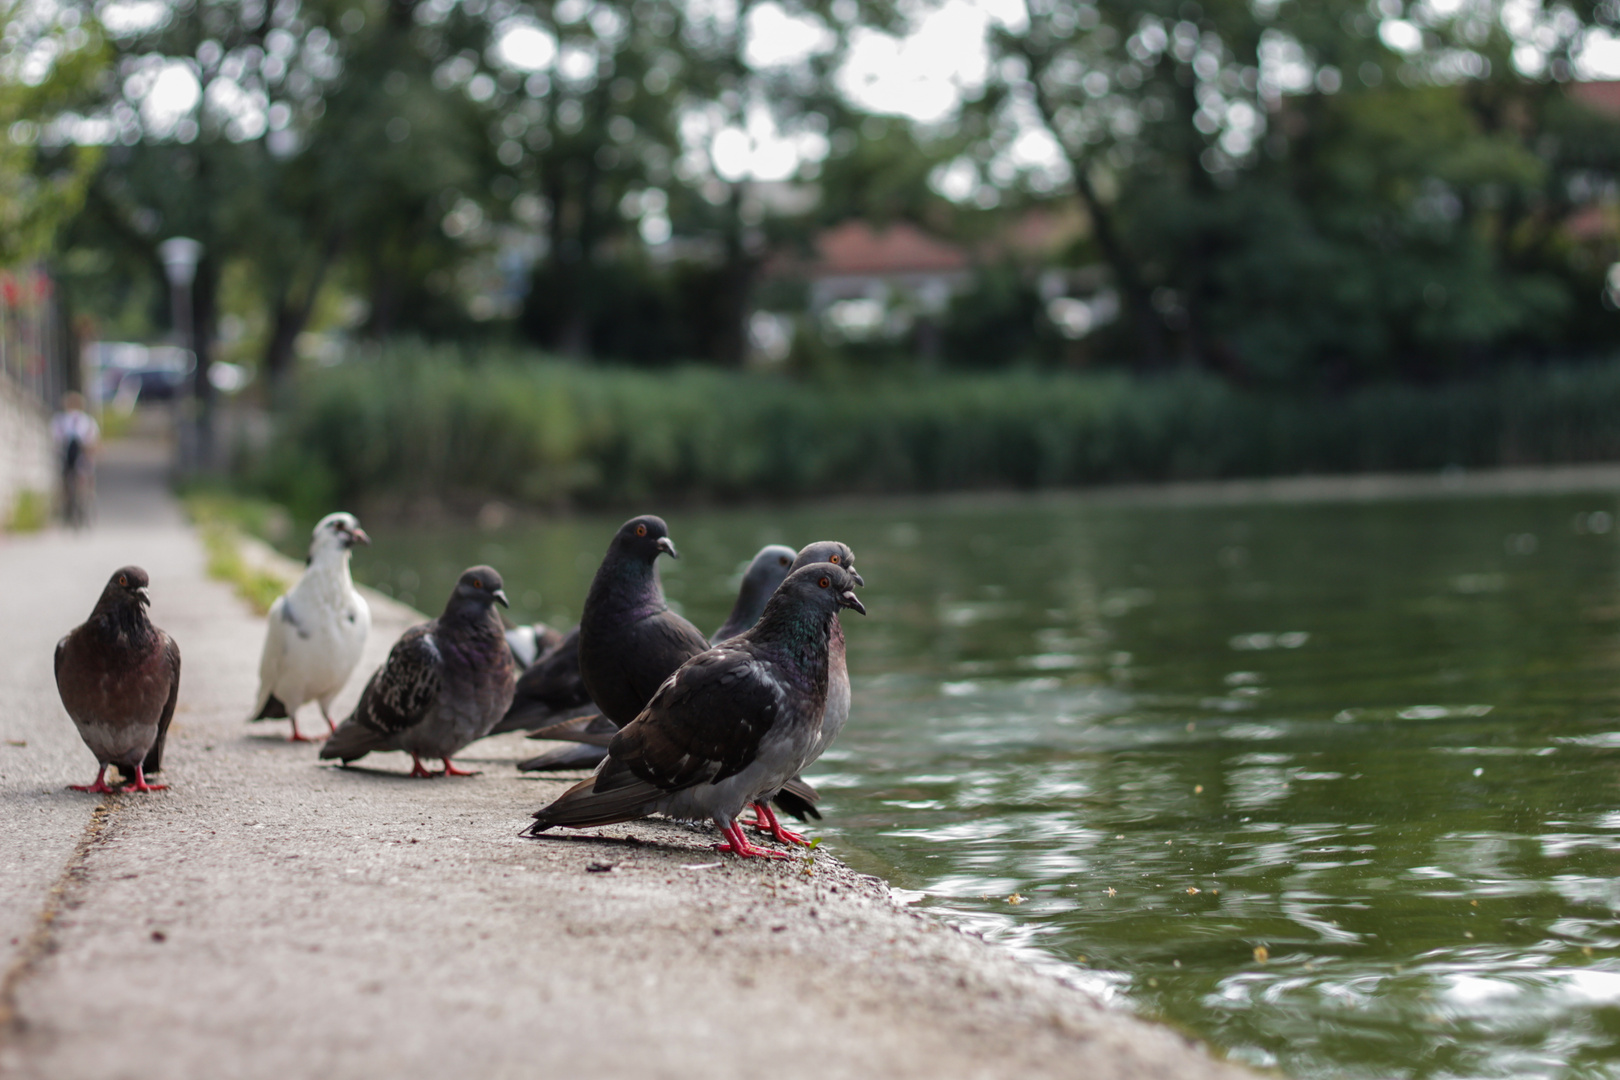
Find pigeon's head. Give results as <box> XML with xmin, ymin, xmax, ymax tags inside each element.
<box><xmin>775</xmin><ymin>562</ymin><xmax>866</xmax><ymax>617</ymax></box>
<box><xmin>794</xmin><ymin>541</ymin><xmax>863</xmax><ymax>587</ymax></box>
<box><xmin>106</xmin><ymin>565</ymin><xmax>151</xmax><ymax>607</ymax></box>
<box><xmin>450</xmin><ymin>565</ymin><xmax>510</xmax><ymax>611</ymax></box>
<box><xmin>742</xmin><ymin>544</ymin><xmax>797</xmax><ymax>592</ymax></box>
<box><xmin>310</xmin><ymin>512</ymin><xmax>370</xmax><ymax>558</ymax></box>
<box><xmin>613</xmin><ymin>515</ymin><xmax>677</xmax><ymax>562</ymax></box>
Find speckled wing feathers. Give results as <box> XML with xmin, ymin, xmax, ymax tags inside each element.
<box><xmin>350</xmin><ymin>624</ymin><xmax>442</xmax><ymax>738</ymax></box>
<box><xmin>609</xmin><ymin>647</ymin><xmax>782</xmax><ymax>793</ymax></box>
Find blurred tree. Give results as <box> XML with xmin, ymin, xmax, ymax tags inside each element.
<box><xmin>0</xmin><ymin>0</ymin><xmax>105</xmax><ymax>264</ymax></box>
<box><xmin>967</xmin><ymin>0</ymin><xmax>1620</xmax><ymax>385</ymax></box>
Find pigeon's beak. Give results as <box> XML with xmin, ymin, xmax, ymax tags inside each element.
<box><xmin>839</xmin><ymin>590</ymin><xmax>866</xmax><ymax>615</ymax></box>
<box><xmin>492</xmin><ymin>588</ymin><xmax>510</xmax><ymax>608</ymax></box>
<box><xmin>136</xmin><ymin>587</ymin><xmax>151</xmax><ymax>608</ymax></box>
<box><xmin>851</xmin><ymin>570</ymin><xmax>866</xmax><ymax>587</ymax></box>
<box><xmin>348</xmin><ymin>527</ymin><xmax>371</xmax><ymax>547</ymax></box>
<box><xmin>656</xmin><ymin>537</ymin><xmax>678</xmax><ymax>559</ymax></box>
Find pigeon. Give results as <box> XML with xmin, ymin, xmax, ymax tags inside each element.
<box><xmin>526</xmin><ymin>563</ymin><xmax>866</xmax><ymax>858</ymax></box>
<box><xmin>248</xmin><ymin>512</ymin><xmax>371</xmax><ymax>741</ymax></box>
<box><xmin>320</xmin><ymin>566</ymin><xmax>516</xmax><ymax>777</ymax></box>
<box><xmin>486</xmin><ymin>626</ymin><xmax>591</xmax><ymax>738</ymax></box>
<box><xmin>574</xmin><ymin>515</ymin><xmax>712</xmax><ymax>730</ymax></box>
<box><xmin>710</xmin><ymin>544</ymin><xmax>798</xmax><ymax>643</ymax></box>
<box><xmin>515</xmin><ymin>540</ymin><xmax>861</xmax><ymax>835</ymax></box>
<box><xmin>502</xmin><ymin>543</ymin><xmax>796</xmax><ymax>761</ymax></box>
<box><xmin>504</xmin><ymin>620</ymin><xmax>566</xmax><ymax>670</ymax></box>
<box><xmin>55</xmin><ymin>566</ymin><xmax>181</xmax><ymax>793</ymax></box>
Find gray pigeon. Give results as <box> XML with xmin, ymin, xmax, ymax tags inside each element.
<box><xmin>710</xmin><ymin>544</ymin><xmax>798</xmax><ymax>643</ymax></box>
<box><xmin>507</xmin><ymin>543</ymin><xmax>797</xmax><ymax>766</ymax></box>
<box><xmin>526</xmin><ymin>563</ymin><xmax>865</xmax><ymax>858</ymax></box>
<box><xmin>55</xmin><ymin>566</ymin><xmax>181</xmax><ymax>793</ymax></box>
<box><xmin>320</xmin><ymin>566</ymin><xmax>515</xmax><ymax>777</ymax></box>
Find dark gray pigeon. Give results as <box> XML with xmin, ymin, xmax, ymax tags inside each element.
<box><xmin>320</xmin><ymin>566</ymin><xmax>515</xmax><ymax>777</ymax></box>
<box><xmin>516</xmin><ymin>540</ymin><xmax>861</xmax><ymax>834</ymax></box>
<box><xmin>504</xmin><ymin>620</ymin><xmax>566</xmax><ymax>670</ymax></box>
<box><xmin>506</xmin><ymin>542</ymin><xmax>796</xmax><ymax>765</ymax></box>
<box><xmin>526</xmin><ymin>563</ymin><xmax>865</xmax><ymax>858</ymax></box>
<box><xmin>487</xmin><ymin>626</ymin><xmax>591</xmax><ymax>737</ymax></box>
<box><xmin>576</xmin><ymin>515</ymin><xmax>711</xmax><ymax>728</ymax></box>
<box><xmin>710</xmin><ymin>544</ymin><xmax>798</xmax><ymax>643</ymax></box>
<box><xmin>55</xmin><ymin>566</ymin><xmax>181</xmax><ymax>793</ymax></box>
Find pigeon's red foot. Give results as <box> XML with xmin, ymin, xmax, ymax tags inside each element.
<box><xmin>749</xmin><ymin>802</ymin><xmax>810</xmax><ymax>846</ymax></box>
<box><xmin>408</xmin><ymin>756</ymin><xmax>438</xmax><ymax>778</ymax></box>
<box><xmin>120</xmin><ymin>766</ymin><xmax>166</xmax><ymax>792</ymax></box>
<box><xmin>287</xmin><ymin>728</ymin><xmax>326</xmax><ymax>743</ymax></box>
<box><xmin>70</xmin><ymin>767</ymin><xmax>117</xmax><ymax>795</ymax></box>
<box><xmin>715</xmin><ymin>820</ymin><xmax>791</xmax><ymax>859</ymax></box>
<box><xmin>437</xmin><ymin>759</ymin><xmax>480</xmax><ymax>777</ymax></box>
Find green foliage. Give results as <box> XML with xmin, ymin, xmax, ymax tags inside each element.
<box><xmin>6</xmin><ymin>488</ymin><xmax>48</xmax><ymax>533</ymax></box>
<box><xmin>181</xmin><ymin>492</ymin><xmax>293</xmax><ymax>614</ymax></box>
<box><xmin>243</xmin><ymin>344</ymin><xmax>1620</xmax><ymax>511</ymax></box>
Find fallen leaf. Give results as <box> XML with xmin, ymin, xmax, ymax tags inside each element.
<box><xmin>1253</xmin><ymin>945</ymin><xmax>1269</xmax><ymax>963</ymax></box>
<box><xmin>1106</xmin><ymin>887</ymin><xmax>1117</xmax><ymax>897</ymax></box>
<box><xmin>1187</xmin><ymin>887</ymin><xmax>1200</xmax><ymax>895</ymax></box>
<box><xmin>1006</xmin><ymin>893</ymin><xmax>1024</xmax><ymax>905</ymax></box>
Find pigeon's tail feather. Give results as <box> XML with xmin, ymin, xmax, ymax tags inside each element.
<box><xmin>524</xmin><ymin>774</ymin><xmax>660</xmax><ymax>835</ymax></box>
<box><xmin>252</xmin><ymin>693</ymin><xmax>289</xmax><ymax>721</ymax></box>
<box><xmin>773</xmin><ymin>776</ymin><xmax>823</xmax><ymax>822</ymax></box>
<box><xmin>525</xmin><ymin>712</ymin><xmax>617</xmax><ymax>746</ymax></box>
<box><xmin>319</xmin><ymin>720</ymin><xmax>387</xmax><ymax>762</ymax></box>
<box><xmin>517</xmin><ymin>743</ymin><xmax>609</xmax><ymax>772</ymax></box>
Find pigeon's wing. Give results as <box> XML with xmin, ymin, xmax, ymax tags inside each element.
<box><xmin>250</xmin><ymin>594</ymin><xmax>292</xmax><ymax>720</ymax></box>
<box><xmin>321</xmin><ymin>623</ymin><xmax>440</xmax><ymax>761</ymax></box>
<box><xmin>142</xmin><ymin>633</ymin><xmax>181</xmax><ymax>774</ymax></box>
<box><xmin>490</xmin><ymin>628</ymin><xmax>589</xmax><ymax>735</ymax></box>
<box><xmin>353</xmin><ymin>623</ymin><xmax>441</xmax><ymax>736</ymax></box>
<box><xmin>607</xmin><ymin>647</ymin><xmax>780</xmax><ymax>793</ymax></box>
<box><xmin>525</xmin><ymin>712</ymin><xmax>616</xmax><ymax>746</ymax></box>
<box><xmin>623</xmin><ymin>613</ymin><xmax>712</xmax><ymax>708</ymax></box>
<box><xmin>53</xmin><ymin>636</ymin><xmax>65</xmax><ymax>683</ymax></box>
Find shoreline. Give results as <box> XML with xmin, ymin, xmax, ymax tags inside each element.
<box><xmin>0</xmin><ymin>435</ymin><xmax>1257</xmax><ymax>1080</ymax></box>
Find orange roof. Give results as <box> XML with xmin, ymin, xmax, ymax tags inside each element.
<box><xmin>1571</xmin><ymin>80</ymin><xmax>1620</xmax><ymax>118</ymax></box>
<box><xmin>813</xmin><ymin>220</ymin><xmax>969</xmax><ymax>277</ymax></box>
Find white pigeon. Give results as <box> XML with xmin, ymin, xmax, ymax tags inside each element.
<box><xmin>249</xmin><ymin>512</ymin><xmax>372</xmax><ymax>741</ymax></box>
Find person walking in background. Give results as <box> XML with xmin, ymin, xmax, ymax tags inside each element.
<box><xmin>51</xmin><ymin>391</ymin><xmax>99</xmax><ymax>528</ymax></box>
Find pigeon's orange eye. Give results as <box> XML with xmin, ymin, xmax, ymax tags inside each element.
<box><xmin>819</xmin><ymin>577</ymin><xmax>830</xmax><ymax>588</ymax></box>
<box><xmin>779</xmin><ymin>557</ymin><xmax>790</xmax><ymax>566</ymax></box>
<box><xmin>635</xmin><ymin>524</ymin><xmax>647</xmax><ymax>537</ymax></box>
<box><xmin>472</xmin><ymin>577</ymin><xmax>483</xmax><ymax>589</ymax></box>
<box><xmin>830</xmin><ymin>554</ymin><xmax>841</xmax><ymax>564</ymax></box>
<box><xmin>118</xmin><ymin>575</ymin><xmax>128</xmax><ymax>586</ymax></box>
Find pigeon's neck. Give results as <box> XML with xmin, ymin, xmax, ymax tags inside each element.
<box><xmin>89</xmin><ymin>594</ymin><xmax>155</xmax><ymax>648</ymax></box>
<box><xmin>752</xmin><ymin>602</ymin><xmax>836</xmax><ymax>671</ymax></box>
<box><xmin>714</xmin><ymin>577</ymin><xmax>770</xmax><ymax>642</ymax></box>
<box><xmin>585</xmin><ymin>553</ymin><xmax>666</xmax><ymax>623</ymax></box>
<box><xmin>299</xmin><ymin>547</ymin><xmax>354</xmax><ymax>598</ymax></box>
<box><xmin>439</xmin><ymin>597</ymin><xmax>504</xmax><ymax>637</ymax></box>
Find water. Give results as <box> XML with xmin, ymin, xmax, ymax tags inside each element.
<box><xmin>346</xmin><ymin>488</ymin><xmax>1620</xmax><ymax>1079</ymax></box>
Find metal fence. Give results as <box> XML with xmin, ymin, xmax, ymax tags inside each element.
<box><xmin>0</xmin><ymin>265</ymin><xmax>66</xmax><ymax>411</ymax></box>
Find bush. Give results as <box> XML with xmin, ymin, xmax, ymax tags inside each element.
<box><xmin>242</xmin><ymin>343</ymin><xmax>1620</xmax><ymax>515</ymax></box>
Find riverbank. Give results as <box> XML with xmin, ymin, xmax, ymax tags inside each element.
<box><xmin>241</xmin><ymin>345</ymin><xmax>1620</xmax><ymax>521</ymax></box>
<box><xmin>0</xmin><ymin>434</ymin><xmax>1255</xmax><ymax>1080</ymax></box>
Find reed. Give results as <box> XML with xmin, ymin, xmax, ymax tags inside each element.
<box><xmin>242</xmin><ymin>343</ymin><xmax>1620</xmax><ymax>516</ymax></box>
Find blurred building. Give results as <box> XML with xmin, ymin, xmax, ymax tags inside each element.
<box><xmin>0</xmin><ymin>266</ymin><xmax>69</xmax><ymax>520</ymax></box>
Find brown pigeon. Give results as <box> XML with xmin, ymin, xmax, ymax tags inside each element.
<box><xmin>55</xmin><ymin>565</ymin><xmax>181</xmax><ymax>793</ymax></box>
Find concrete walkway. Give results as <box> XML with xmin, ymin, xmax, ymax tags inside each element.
<box><xmin>0</xmin><ymin>435</ymin><xmax>1253</xmax><ymax>1080</ymax></box>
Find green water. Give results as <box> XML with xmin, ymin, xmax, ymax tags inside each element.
<box><xmin>350</xmin><ymin>487</ymin><xmax>1620</xmax><ymax>1079</ymax></box>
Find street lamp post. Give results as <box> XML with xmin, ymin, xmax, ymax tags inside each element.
<box><xmin>158</xmin><ymin>237</ymin><xmax>205</xmax><ymax>473</ymax></box>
